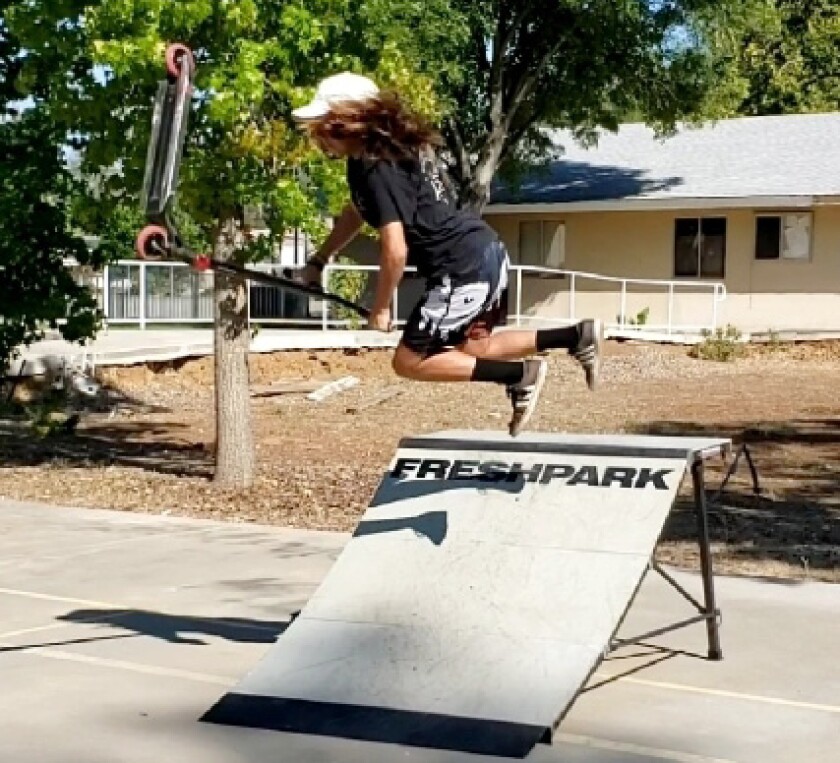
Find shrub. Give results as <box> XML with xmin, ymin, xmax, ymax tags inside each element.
<box><xmin>617</xmin><ymin>307</ymin><xmax>650</xmax><ymax>327</ymax></box>
<box><xmin>690</xmin><ymin>324</ymin><xmax>744</xmax><ymax>362</ymax></box>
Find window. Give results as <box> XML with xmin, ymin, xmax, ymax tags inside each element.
<box><xmin>518</xmin><ymin>220</ymin><xmax>565</xmax><ymax>269</ymax></box>
<box><xmin>674</xmin><ymin>217</ymin><xmax>726</xmax><ymax>278</ymax></box>
<box><xmin>755</xmin><ymin>213</ymin><xmax>812</xmax><ymax>261</ymax></box>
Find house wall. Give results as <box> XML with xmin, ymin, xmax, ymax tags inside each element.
<box><xmin>331</xmin><ymin>204</ymin><xmax>840</xmax><ymax>333</ymax></box>
<box><xmin>487</xmin><ymin>205</ymin><xmax>840</xmax><ymax>333</ymax></box>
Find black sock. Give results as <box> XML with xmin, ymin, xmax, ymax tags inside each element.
<box><xmin>471</xmin><ymin>359</ymin><xmax>524</xmax><ymax>385</ymax></box>
<box><xmin>536</xmin><ymin>325</ymin><xmax>580</xmax><ymax>352</ymax></box>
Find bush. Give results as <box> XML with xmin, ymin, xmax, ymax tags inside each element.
<box><xmin>617</xmin><ymin>307</ymin><xmax>650</xmax><ymax>327</ymax></box>
<box><xmin>767</xmin><ymin>329</ymin><xmax>785</xmax><ymax>352</ymax></box>
<box><xmin>690</xmin><ymin>324</ymin><xmax>744</xmax><ymax>362</ymax></box>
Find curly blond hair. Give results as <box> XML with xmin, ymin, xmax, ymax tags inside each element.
<box><xmin>305</xmin><ymin>91</ymin><xmax>443</xmax><ymax>161</ymax></box>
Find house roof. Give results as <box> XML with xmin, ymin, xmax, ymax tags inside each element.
<box><xmin>488</xmin><ymin>112</ymin><xmax>840</xmax><ymax>210</ymax></box>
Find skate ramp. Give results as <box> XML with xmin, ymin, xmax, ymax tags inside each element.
<box><xmin>204</xmin><ymin>430</ymin><xmax>729</xmax><ymax>757</ymax></box>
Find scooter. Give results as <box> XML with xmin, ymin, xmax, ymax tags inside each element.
<box><xmin>134</xmin><ymin>44</ymin><xmax>370</xmax><ymax>319</ymax></box>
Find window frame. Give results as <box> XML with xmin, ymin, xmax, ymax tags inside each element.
<box><xmin>754</xmin><ymin>211</ymin><xmax>813</xmax><ymax>263</ymax></box>
<box><xmin>516</xmin><ymin>218</ymin><xmax>566</xmax><ymax>271</ymax></box>
<box><xmin>673</xmin><ymin>216</ymin><xmax>727</xmax><ymax>279</ymax></box>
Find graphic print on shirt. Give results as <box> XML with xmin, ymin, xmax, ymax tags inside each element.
<box><xmin>420</xmin><ymin>151</ymin><xmax>451</xmax><ymax>204</ymax></box>
<box><xmin>345</xmin><ymin>155</ymin><xmax>497</xmax><ymax>280</ymax></box>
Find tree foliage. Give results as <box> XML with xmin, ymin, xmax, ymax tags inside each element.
<box><xmin>362</xmin><ymin>0</ymin><xmax>772</xmax><ymax>208</ymax></box>
<box><xmin>4</xmin><ymin>0</ymin><xmax>440</xmax><ymax>485</ymax></box>
<box><xmin>0</xmin><ymin>17</ymin><xmax>102</xmax><ymax>375</ymax></box>
<box><xmin>3</xmin><ymin>0</ymin><xmax>784</xmax><ymax>478</ymax></box>
<box><xmin>730</xmin><ymin>0</ymin><xmax>840</xmax><ymax>115</ymax></box>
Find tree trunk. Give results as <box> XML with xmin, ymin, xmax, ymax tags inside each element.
<box><xmin>212</xmin><ymin>217</ymin><xmax>255</xmax><ymax>488</ymax></box>
<box><xmin>460</xmin><ymin>133</ymin><xmax>506</xmax><ymax>213</ymax></box>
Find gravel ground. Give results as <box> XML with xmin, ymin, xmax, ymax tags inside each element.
<box><xmin>1</xmin><ymin>340</ymin><xmax>839</xmax><ymax>582</ymax></box>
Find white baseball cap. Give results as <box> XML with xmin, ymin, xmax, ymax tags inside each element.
<box><xmin>292</xmin><ymin>72</ymin><xmax>380</xmax><ymax>121</ymax></box>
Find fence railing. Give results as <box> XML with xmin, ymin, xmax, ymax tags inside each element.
<box><xmin>75</xmin><ymin>259</ymin><xmax>726</xmax><ymax>336</ymax></box>
<box><xmin>506</xmin><ymin>265</ymin><xmax>727</xmax><ymax>335</ymax></box>
<box><xmin>319</xmin><ymin>262</ymin><xmax>727</xmax><ymax>336</ymax></box>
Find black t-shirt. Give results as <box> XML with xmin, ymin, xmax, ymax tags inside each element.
<box><xmin>346</xmin><ymin>153</ymin><xmax>497</xmax><ymax>280</ymax></box>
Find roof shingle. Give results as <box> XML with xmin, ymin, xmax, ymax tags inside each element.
<box><xmin>490</xmin><ymin>112</ymin><xmax>840</xmax><ymax>205</ymax></box>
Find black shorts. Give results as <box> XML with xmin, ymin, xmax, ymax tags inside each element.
<box><xmin>401</xmin><ymin>240</ymin><xmax>510</xmax><ymax>356</ymax></box>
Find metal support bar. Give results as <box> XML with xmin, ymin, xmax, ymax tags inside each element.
<box><xmin>651</xmin><ymin>561</ymin><xmax>706</xmax><ymax>613</ymax></box>
<box><xmin>692</xmin><ymin>459</ymin><xmax>723</xmax><ymax>660</ymax></box>
<box><xmin>610</xmin><ymin>614</ymin><xmax>711</xmax><ymax>652</ymax></box>
<box><xmin>711</xmin><ymin>442</ymin><xmax>761</xmax><ymax>503</ymax></box>
<box><xmin>602</xmin><ymin>452</ymin><xmax>726</xmax><ymax>671</ymax></box>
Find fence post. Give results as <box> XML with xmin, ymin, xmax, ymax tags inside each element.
<box><xmin>667</xmin><ymin>283</ymin><xmax>674</xmax><ymax>335</ymax></box>
<box><xmin>620</xmin><ymin>281</ymin><xmax>627</xmax><ymax>328</ymax></box>
<box><xmin>139</xmin><ymin>261</ymin><xmax>147</xmax><ymax>330</ymax></box>
<box><xmin>712</xmin><ymin>285</ymin><xmax>720</xmax><ymax>330</ymax></box>
<box><xmin>102</xmin><ymin>264</ymin><xmax>110</xmax><ymax>321</ymax></box>
<box><xmin>569</xmin><ymin>273</ymin><xmax>576</xmax><ymax>321</ymax></box>
<box><xmin>246</xmin><ymin>274</ymin><xmax>252</xmax><ymax>329</ymax></box>
<box><xmin>321</xmin><ymin>266</ymin><xmax>329</xmax><ymax>331</ymax></box>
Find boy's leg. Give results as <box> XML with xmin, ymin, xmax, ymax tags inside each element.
<box><xmin>460</xmin><ymin>320</ymin><xmax>604</xmax><ymax>390</ymax></box>
<box><xmin>392</xmin><ymin>343</ymin><xmax>547</xmax><ymax>437</ymax></box>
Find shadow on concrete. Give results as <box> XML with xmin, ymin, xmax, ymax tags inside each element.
<box><xmin>0</xmin><ymin>633</ymin><xmax>137</xmax><ymax>653</ymax></box>
<box><xmin>47</xmin><ymin>608</ymin><xmax>289</xmax><ymax>646</ymax></box>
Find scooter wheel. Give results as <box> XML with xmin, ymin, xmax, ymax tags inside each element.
<box><xmin>135</xmin><ymin>224</ymin><xmax>170</xmax><ymax>260</ymax></box>
<box><xmin>193</xmin><ymin>255</ymin><xmax>212</xmax><ymax>272</ymax></box>
<box><xmin>165</xmin><ymin>43</ymin><xmax>194</xmax><ymax>79</ymax></box>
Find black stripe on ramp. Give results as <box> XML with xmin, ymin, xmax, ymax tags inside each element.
<box><xmin>398</xmin><ymin>436</ymin><xmax>700</xmax><ymax>461</ymax></box>
<box><xmin>201</xmin><ymin>692</ymin><xmax>547</xmax><ymax>758</ymax></box>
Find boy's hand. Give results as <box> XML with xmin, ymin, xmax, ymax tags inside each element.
<box><xmin>367</xmin><ymin>308</ymin><xmax>392</xmax><ymax>332</ymax></box>
<box><xmin>296</xmin><ymin>262</ymin><xmax>323</xmax><ymax>288</ymax></box>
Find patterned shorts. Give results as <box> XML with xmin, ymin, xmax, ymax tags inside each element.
<box><xmin>401</xmin><ymin>240</ymin><xmax>510</xmax><ymax>356</ymax></box>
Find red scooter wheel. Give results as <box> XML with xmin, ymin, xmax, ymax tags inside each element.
<box><xmin>165</xmin><ymin>43</ymin><xmax>194</xmax><ymax>79</ymax></box>
<box><xmin>193</xmin><ymin>255</ymin><xmax>212</xmax><ymax>272</ymax></box>
<box><xmin>135</xmin><ymin>224</ymin><xmax>170</xmax><ymax>260</ymax></box>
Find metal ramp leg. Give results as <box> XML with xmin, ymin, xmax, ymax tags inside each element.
<box><xmin>693</xmin><ymin>459</ymin><xmax>723</xmax><ymax>660</ymax></box>
<box><xmin>609</xmin><ymin>456</ymin><xmax>723</xmax><ymax>660</ymax></box>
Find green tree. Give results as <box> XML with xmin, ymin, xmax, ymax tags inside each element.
<box><xmin>5</xmin><ymin>1</ymin><xmax>437</xmax><ymax>487</ymax></box>
<box><xmin>0</xmin><ymin>19</ymin><xmax>102</xmax><ymax>377</ymax></box>
<box><xmin>362</xmin><ymin>0</ymin><xmax>770</xmax><ymax>209</ymax></box>
<box><xmin>730</xmin><ymin>0</ymin><xmax>840</xmax><ymax>115</ymax></box>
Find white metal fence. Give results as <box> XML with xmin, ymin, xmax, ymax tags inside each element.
<box><xmin>505</xmin><ymin>265</ymin><xmax>727</xmax><ymax>335</ymax></box>
<box><xmin>76</xmin><ymin>260</ymin><xmax>726</xmax><ymax>336</ymax></box>
<box><xmin>319</xmin><ymin>262</ymin><xmax>726</xmax><ymax>336</ymax></box>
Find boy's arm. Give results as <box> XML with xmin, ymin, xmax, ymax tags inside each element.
<box><xmin>296</xmin><ymin>204</ymin><xmax>363</xmax><ymax>285</ymax></box>
<box><xmin>309</xmin><ymin>204</ymin><xmax>363</xmax><ymax>266</ymax></box>
<box><xmin>369</xmin><ymin>221</ymin><xmax>408</xmax><ymax>330</ymax></box>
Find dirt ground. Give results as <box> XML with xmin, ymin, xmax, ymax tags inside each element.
<box><xmin>1</xmin><ymin>339</ymin><xmax>839</xmax><ymax>582</ymax></box>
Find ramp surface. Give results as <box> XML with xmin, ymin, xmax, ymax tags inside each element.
<box><xmin>204</xmin><ymin>431</ymin><xmax>729</xmax><ymax>757</ymax></box>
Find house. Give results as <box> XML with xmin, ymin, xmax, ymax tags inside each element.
<box><xmin>485</xmin><ymin>112</ymin><xmax>840</xmax><ymax>336</ymax></box>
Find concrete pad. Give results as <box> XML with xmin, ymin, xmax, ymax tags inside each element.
<box><xmin>14</xmin><ymin>328</ymin><xmax>399</xmax><ymax>376</ymax></box>
<box><xmin>0</xmin><ymin>499</ymin><xmax>342</xmax><ymax>621</ymax></box>
<box><xmin>599</xmin><ymin>568</ymin><xmax>840</xmax><ymax>708</ymax></box>
<box><xmin>0</xmin><ymin>651</ymin><xmax>673</xmax><ymax>763</ymax></box>
<box><xmin>1</xmin><ymin>498</ymin><xmax>838</xmax><ymax>763</ymax></box>
<box><xmin>567</xmin><ymin>674</ymin><xmax>840</xmax><ymax>763</ymax></box>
